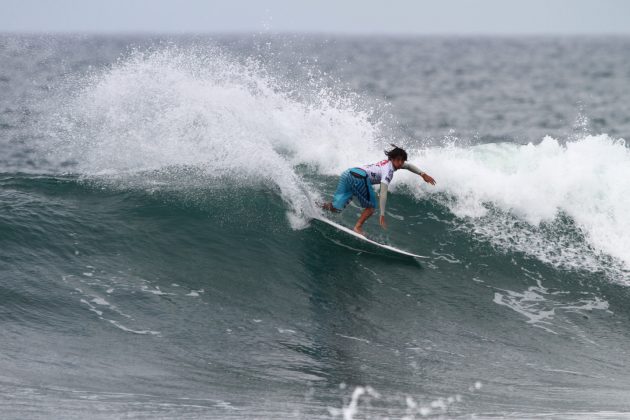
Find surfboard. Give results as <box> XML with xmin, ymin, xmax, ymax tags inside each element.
<box><xmin>312</xmin><ymin>216</ymin><xmax>429</xmax><ymax>259</ymax></box>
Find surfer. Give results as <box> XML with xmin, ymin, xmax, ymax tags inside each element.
<box><xmin>322</xmin><ymin>145</ymin><xmax>436</xmax><ymax>235</ymax></box>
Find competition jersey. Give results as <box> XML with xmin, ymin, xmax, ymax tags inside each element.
<box><xmin>360</xmin><ymin>159</ymin><xmax>395</xmax><ymax>185</ymax></box>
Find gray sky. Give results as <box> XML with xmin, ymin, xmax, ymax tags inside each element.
<box><xmin>1</xmin><ymin>0</ymin><xmax>629</xmax><ymax>35</ymax></box>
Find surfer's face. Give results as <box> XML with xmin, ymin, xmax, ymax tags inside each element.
<box><xmin>392</xmin><ymin>156</ymin><xmax>406</xmax><ymax>170</ymax></box>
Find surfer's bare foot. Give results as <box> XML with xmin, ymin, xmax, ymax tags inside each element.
<box><xmin>353</xmin><ymin>225</ymin><xmax>365</xmax><ymax>236</ymax></box>
<box><xmin>322</xmin><ymin>202</ymin><xmax>339</xmax><ymax>212</ymax></box>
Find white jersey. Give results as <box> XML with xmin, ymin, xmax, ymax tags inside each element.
<box><xmin>361</xmin><ymin>159</ymin><xmax>395</xmax><ymax>185</ymax></box>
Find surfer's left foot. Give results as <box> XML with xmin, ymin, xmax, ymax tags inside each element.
<box><xmin>322</xmin><ymin>202</ymin><xmax>339</xmax><ymax>212</ymax></box>
<box><xmin>353</xmin><ymin>225</ymin><xmax>365</xmax><ymax>236</ymax></box>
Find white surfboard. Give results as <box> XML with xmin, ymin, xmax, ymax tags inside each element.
<box><xmin>312</xmin><ymin>216</ymin><xmax>428</xmax><ymax>259</ymax></box>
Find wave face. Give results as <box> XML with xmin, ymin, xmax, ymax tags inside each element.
<box><xmin>2</xmin><ymin>35</ymin><xmax>630</xmax><ymax>418</ymax></box>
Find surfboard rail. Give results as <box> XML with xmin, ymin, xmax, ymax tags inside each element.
<box><xmin>312</xmin><ymin>216</ymin><xmax>429</xmax><ymax>259</ymax></box>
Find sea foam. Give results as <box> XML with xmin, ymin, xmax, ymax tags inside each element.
<box><xmin>401</xmin><ymin>135</ymin><xmax>630</xmax><ymax>278</ymax></box>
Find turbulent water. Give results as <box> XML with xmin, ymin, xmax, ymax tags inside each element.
<box><xmin>2</xmin><ymin>35</ymin><xmax>630</xmax><ymax>419</ymax></box>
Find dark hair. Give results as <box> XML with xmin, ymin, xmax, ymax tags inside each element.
<box><xmin>385</xmin><ymin>144</ymin><xmax>407</xmax><ymax>161</ymax></box>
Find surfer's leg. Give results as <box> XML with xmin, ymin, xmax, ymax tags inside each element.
<box><xmin>330</xmin><ymin>170</ymin><xmax>353</xmax><ymax>212</ymax></box>
<box><xmin>347</xmin><ymin>172</ymin><xmax>376</xmax><ymax>234</ymax></box>
<box><xmin>354</xmin><ymin>207</ymin><xmax>374</xmax><ymax>235</ymax></box>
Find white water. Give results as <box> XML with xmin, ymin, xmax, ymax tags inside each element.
<box><xmin>399</xmin><ymin>135</ymin><xmax>630</xmax><ymax>277</ymax></box>
<box><xmin>48</xmin><ymin>46</ymin><xmax>381</xmax><ymax>227</ymax></box>
<box><xmin>48</xmin><ymin>46</ymin><xmax>630</xmax><ymax>277</ymax></box>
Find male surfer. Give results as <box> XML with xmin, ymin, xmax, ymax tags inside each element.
<box><xmin>322</xmin><ymin>145</ymin><xmax>436</xmax><ymax>235</ymax></box>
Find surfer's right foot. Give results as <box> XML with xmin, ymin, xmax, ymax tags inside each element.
<box><xmin>353</xmin><ymin>225</ymin><xmax>365</xmax><ymax>236</ymax></box>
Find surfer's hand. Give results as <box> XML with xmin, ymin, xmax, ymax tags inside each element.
<box><xmin>379</xmin><ymin>215</ymin><xmax>387</xmax><ymax>229</ymax></box>
<box><xmin>421</xmin><ymin>173</ymin><xmax>436</xmax><ymax>185</ymax></box>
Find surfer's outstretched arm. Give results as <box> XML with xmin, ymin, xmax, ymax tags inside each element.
<box><xmin>403</xmin><ymin>162</ymin><xmax>436</xmax><ymax>185</ymax></box>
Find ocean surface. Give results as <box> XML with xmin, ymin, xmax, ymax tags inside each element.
<box><xmin>1</xmin><ymin>34</ymin><xmax>630</xmax><ymax>419</ymax></box>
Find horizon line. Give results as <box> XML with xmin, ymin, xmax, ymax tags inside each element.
<box><xmin>2</xmin><ymin>30</ymin><xmax>630</xmax><ymax>37</ymax></box>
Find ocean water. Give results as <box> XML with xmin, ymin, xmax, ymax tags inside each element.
<box><xmin>1</xmin><ymin>34</ymin><xmax>630</xmax><ymax>419</ymax></box>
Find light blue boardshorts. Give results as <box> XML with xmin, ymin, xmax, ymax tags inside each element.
<box><xmin>332</xmin><ymin>168</ymin><xmax>377</xmax><ymax>211</ymax></box>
